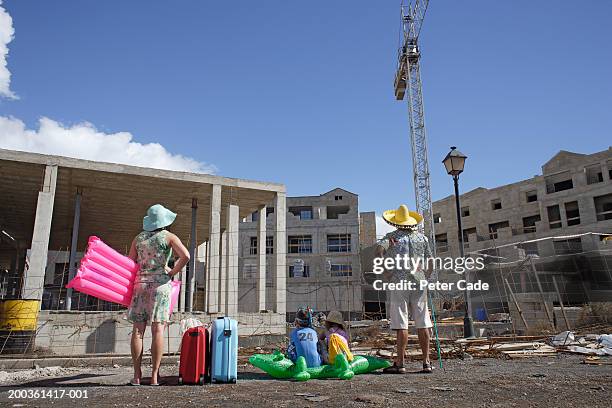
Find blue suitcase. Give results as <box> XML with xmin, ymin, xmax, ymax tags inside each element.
<box><xmin>210</xmin><ymin>317</ymin><xmax>238</xmax><ymax>383</ymax></box>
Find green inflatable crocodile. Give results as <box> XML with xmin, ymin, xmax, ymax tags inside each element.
<box><xmin>249</xmin><ymin>350</ymin><xmax>391</xmax><ymax>381</ymax></box>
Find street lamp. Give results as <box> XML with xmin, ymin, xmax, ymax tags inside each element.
<box><xmin>442</xmin><ymin>146</ymin><xmax>475</xmax><ymax>338</ymax></box>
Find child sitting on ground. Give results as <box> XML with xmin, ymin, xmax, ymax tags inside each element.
<box><xmin>286</xmin><ymin>307</ymin><xmax>322</xmax><ymax>368</ymax></box>
<box><xmin>318</xmin><ymin>310</ymin><xmax>354</xmax><ymax>364</ymax></box>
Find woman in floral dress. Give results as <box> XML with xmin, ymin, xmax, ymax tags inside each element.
<box><xmin>127</xmin><ymin>204</ymin><xmax>190</xmax><ymax>386</ymax></box>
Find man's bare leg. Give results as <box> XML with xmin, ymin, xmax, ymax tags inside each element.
<box><xmin>417</xmin><ymin>327</ymin><xmax>433</xmax><ymax>372</ymax></box>
<box><xmin>417</xmin><ymin>327</ymin><xmax>430</xmax><ymax>364</ymax></box>
<box><xmin>395</xmin><ymin>329</ymin><xmax>409</xmax><ymax>366</ymax></box>
<box><xmin>384</xmin><ymin>328</ymin><xmax>409</xmax><ymax>374</ymax></box>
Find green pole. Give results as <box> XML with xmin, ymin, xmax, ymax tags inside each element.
<box><xmin>428</xmin><ymin>291</ymin><xmax>443</xmax><ymax>369</ymax></box>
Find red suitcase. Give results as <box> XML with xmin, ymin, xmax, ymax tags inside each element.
<box><xmin>178</xmin><ymin>326</ymin><xmax>209</xmax><ymax>385</ymax></box>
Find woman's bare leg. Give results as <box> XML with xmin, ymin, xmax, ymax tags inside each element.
<box><xmin>130</xmin><ymin>323</ymin><xmax>147</xmax><ymax>384</ymax></box>
<box><xmin>150</xmin><ymin>322</ymin><xmax>166</xmax><ymax>385</ymax></box>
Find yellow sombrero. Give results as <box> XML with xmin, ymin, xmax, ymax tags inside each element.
<box><xmin>382</xmin><ymin>204</ymin><xmax>423</xmax><ymax>229</ymax></box>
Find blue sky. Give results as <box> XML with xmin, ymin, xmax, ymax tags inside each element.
<box><xmin>0</xmin><ymin>1</ymin><xmax>611</xmax><ymax>215</ymax></box>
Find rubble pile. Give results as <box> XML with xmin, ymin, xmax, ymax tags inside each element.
<box><xmin>345</xmin><ymin>320</ymin><xmax>612</xmax><ymax>363</ymax></box>
<box><xmin>0</xmin><ymin>366</ymin><xmax>78</xmax><ymax>385</ymax></box>
<box><xmin>237</xmin><ymin>319</ymin><xmax>611</xmax><ymax>366</ymax></box>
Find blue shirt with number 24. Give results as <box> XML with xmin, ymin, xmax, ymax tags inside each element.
<box><xmin>287</xmin><ymin>327</ymin><xmax>321</xmax><ymax>367</ymax></box>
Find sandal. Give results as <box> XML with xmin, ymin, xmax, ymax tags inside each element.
<box><xmin>421</xmin><ymin>362</ymin><xmax>433</xmax><ymax>374</ymax></box>
<box><xmin>149</xmin><ymin>375</ymin><xmax>166</xmax><ymax>386</ymax></box>
<box><xmin>127</xmin><ymin>380</ymin><xmax>141</xmax><ymax>386</ymax></box>
<box><xmin>383</xmin><ymin>363</ymin><xmax>407</xmax><ymax>374</ymax></box>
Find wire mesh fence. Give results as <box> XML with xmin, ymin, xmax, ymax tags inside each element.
<box><xmin>442</xmin><ymin>233</ymin><xmax>611</xmax><ymax>334</ymax></box>
<box><xmin>361</xmin><ymin>232</ymin><xmax>612</xmax><ymax>336</ymax></box>
<box><xmin>0</xmin><ymin>194</ymin><xmax>297</xmax><ymax>356</ymax></box>
<box><xmin>2</xmin><ymin>225</ymin><xmax>611</xmax><ymax>356</ymax></box>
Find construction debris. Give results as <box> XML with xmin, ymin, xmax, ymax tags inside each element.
<box><xmin>0</xmin><ymin>366</ymin><xmax>78</xmax><ymax>385</ymax></box>
<box><xmin>551</xmin><ymin>331</ymin><xmax>575</xmax><ymax>346</ymax></box>
<box><xmin>343</xmin><ymin>320</ymin><xmax>612</xmax><ymax>362</ymax></box>
<box><xmin>430</xmin><ymin>386</ymin><xmax>455</xmax><ymax>392</ymax></box>
<box><xmin>566</xmin><ymin>346</ymin><xmax>612</xmax><ymax>356</ymax></box>
<box><xmin>583</xmin><ymin>357</ymin><xmax>612</xmax><ymax>365</ymax></box>
<box><xmin>304</xmin><ymin>395</ymin><xmax>330</xmax><ymax>403</ymax></box>
<box><xmin>394</xmin><ymin>388</ymin><xmax>417</xmax><ymax>394</ymax></box>
<box><xmin>240</xmin><ymin>320</ymin><xmax>612</xmax><ymax>367</ymax></box>
<box><xmin>599</xmin><ymin>334</ymin><xmax>612</xmax><ymax>347</ymax></box>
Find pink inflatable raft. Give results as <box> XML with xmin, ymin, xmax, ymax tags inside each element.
<box><xmin>66</xmin><ymin>236</ymin><xmax>181</xmax><ymax>312</ymax></box>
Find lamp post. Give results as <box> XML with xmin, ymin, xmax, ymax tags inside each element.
<box><xmin>442</xmin><ymin>146</ymin><xmax>475</xmax><ymax>338</ymax></box>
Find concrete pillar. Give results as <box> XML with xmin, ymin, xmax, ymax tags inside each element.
<box><xmin>219</xmin><ymin>229</ymin><xmax>227</xmax><ymax>311</ymax></box>
<box><xmin>9</xmin><ymin>250</ymin><xmax>17</xmax><ymax>277</ymax></box>
<box><xmin>65</xmin><ymin>189</ymin><xmax>82</xmax><ymax>310</ymax></box>
<box><xmin>318</xmin><ymin>206</ymin><xmax>327</xmax><ymax>220</ymax></box>
<box><xmin>205</xmin><ymin>242</ymin><xmax>210</xmax><ymax>307</ymax></box>
<box><xmin>6</xmin><ymin>250</ymin><xmax>17</xmax><ymax>298</ymax></box>
<box><xmin>22</xmin><ymin>165</ymin><xmax>57</xmax><ymax>301</ymax></box>
<box><xmin>577</xmin><ymin>195</ymin><xmax>598</xmax><ymax>225</ymax></box>
<box><xmin>15</xmin><ymin>246</ymin><xmax>22</xmax><ymax>277</ymax></box>
<box><xmin>273</xmin><ymin>192</ymin><xmax>287</xmax><ymax>316</ymax></box>
<box><xmin>179</xmin><ymin>265</ymin><xmax>186</xmax><ymax>312</ymax></box>
<box><xmin>226</xmin><ymin>204</ymin><xmax>239</xmax><ymax>317</ymax></box>
<box><xmin>194</xmin><ymin>242</ymin><xmax>207</xmax><ymax>310</ymax></box>
<box><xmin>11</xmin><ymin>245</ymin><xmax>22</xmax><ymax>297</ymax></box>
<box><xmin>256</xmin><ymin>206</ymin><xmax>267</xmax><ymax>312</ymax></box>
<box><xmin>206</xmin><ymin>184</ymin><xmax>222</xmax><ymax>313</ymax></box>
<box><xmin>186</xmin><ymin>198</ymin><xmax>197</xmax><ymax>312</ymax></box>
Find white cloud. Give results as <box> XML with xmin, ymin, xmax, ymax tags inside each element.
<box><xmin>0</xmin><ymin>116</ymin><xmax>217</xmax><ymax>173</ymax></box>
<box><xmin>375</xmin><ymin>215</ymin><xmax>396</xmax><ymax>238</ymax></box>
<box><xmin>0</xmin><ymin>5</ymin><xmax>215</xmax><ymax>173</ymax></box>
<box><xmin>0</xmin><ymin>0</ymin><xmax>17</xmax><ymax>99</ymax></box>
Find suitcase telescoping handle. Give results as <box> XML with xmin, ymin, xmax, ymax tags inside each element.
<box><xmin>218</xmin><ymin>316</ymin><xmax>232</xmax><ymax>336</ymax></box>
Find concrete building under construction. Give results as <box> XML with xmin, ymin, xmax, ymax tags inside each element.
<box><xmin>359</xmin><ymin>148</ymin><xmax>612</xmax><ymax>330</ymax></box>
<box><xmin>431</xmin><ymin>148</ymin><xmax>612</xmax><ymax>258</ymax></box>
<box><xmin>238</xmin><ymin>188</ymin><xmax>377</xmax><ymax>321</ymax></box>
<box><xmin>429</xmin><ymin>148</ymin><xmax>612</xmax><ymax>332</ymax></box>
<box><xmin>0</xmin><ymin>148</ymin><xmax>288</xmax><ymax>354</ymax></box>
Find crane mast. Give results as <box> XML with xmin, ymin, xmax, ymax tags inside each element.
<box><xmin>394</xmin><ymin>0</ymin><xmax>436</xmax><ymax>260</ymax></box>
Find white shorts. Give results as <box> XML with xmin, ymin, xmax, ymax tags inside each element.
<box><xmin>388</xmin><ymin>287</ymin><xmax>433</xmax><ymax>330</ymax></box>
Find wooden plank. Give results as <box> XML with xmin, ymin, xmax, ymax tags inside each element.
<box><xmin>504</xmin><ymin>278</ymin><xmax>529</xmax><ymax>330</ymax></box>
<box><xmin>529</xmin><ymin>257</ymin><xmax>555</xmax><ymax>331</ymax></box>
<box><xmin>492</xmin><ymin>342</ymin><xmax>550</xmax><ymax>351</ymax></box>
<box><xmin>552</xmin><ymin>275</ymin><xmax>571</xmax><ymax>331</ymax></box>
<box><xmin>583</xmin><ymin>357</ymin><xmax>612</xmax><ymax>365</ymax></box>
<box><xmin>488</xmin><ymin>335</ymin><xmax>547</xmax><ymax>342</ymax></box>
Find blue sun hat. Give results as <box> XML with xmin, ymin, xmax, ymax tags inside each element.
<box><xmin>143</xmin><ymin>204</ymin><xmax>177</xmax><ymax>232</ymax></box>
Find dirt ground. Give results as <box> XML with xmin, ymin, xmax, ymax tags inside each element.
<box><xmin>0</xmin><ymin>355</ymin><xmax>610</xmax><ymax>407</ymax></box>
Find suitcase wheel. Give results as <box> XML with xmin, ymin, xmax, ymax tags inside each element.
<box><xmin>199</xmin><ymin>375</ymin><xmax>205</xmax><ymax>385</ymax></box>
<box><xmin>230</xmin><ymin>378</ymin><xmax>237</xmax><ymax>384</ymax></box>
<box><xmin>178</xmin><ymin>376</ymin><xmax>183</xmax><ymax>385</ymax></box>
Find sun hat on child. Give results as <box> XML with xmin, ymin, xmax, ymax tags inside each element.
<box><xmin>295</xmin><ymin>307</ymin><xmax>313</xmax><ymax>327</ymax></box>
<box><xmin>143</xmin><ymin>204</ymin><xmax>177</xmax><ymax>232</ymax></box>
<box><xmin>324</xmin><ymin>310</ymin><xmax>345</xmax><ymax>329</ymax></box>
<box><xmin>382</xmin><ymin>204</ymin><xmax>423</xmax><ymax>229</ymax></box>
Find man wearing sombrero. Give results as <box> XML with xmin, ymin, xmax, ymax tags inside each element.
<box><xmin>376</xmin><ymin>204</ymin><xmax>433</xmax><ymax>374</ymax></box>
